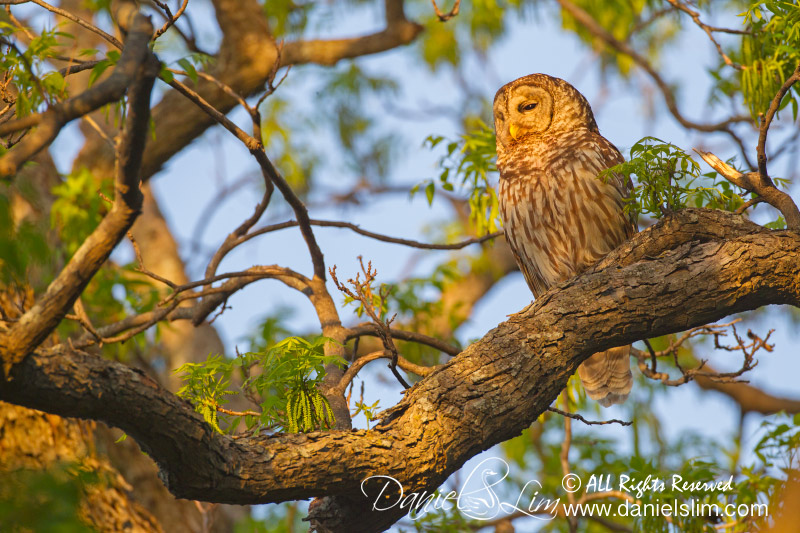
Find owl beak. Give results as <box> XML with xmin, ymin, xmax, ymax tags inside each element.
<box><xmin>509</xmin><ymin>124</ymin><xmax>520</xmax><ymax>140</ymax></box>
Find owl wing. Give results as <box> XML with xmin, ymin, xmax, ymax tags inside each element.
<box><xmin>588</xmin><ymin>131</ymin><xmax>638</xmax><ymax>239</ymax></box>
<box><xmin>503</xmin><ymin>225</ymin><xmax>550</xmax><ymax>299</ymax></box>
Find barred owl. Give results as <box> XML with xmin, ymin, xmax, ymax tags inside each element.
<box><xmin>493</xmin><ymin>73</ymin><xmax>636</xmax><ymax>407</ymax></box>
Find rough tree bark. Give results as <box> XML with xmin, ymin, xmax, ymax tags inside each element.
<box><xmin>2</xmin><ymin>209</ymin><xmax>798</xmax><ymax>532</ymax></box>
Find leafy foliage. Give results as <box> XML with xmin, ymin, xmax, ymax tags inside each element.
<box><xmin>50</xmin><ymin>168</ymin><xmax>113</xmax><ymax>257</ymax></box>
<box><xmin>175</xmin><ymin>337</ymin><xmax>345</xmax><ymax>435</ymax></box>
<box><xmin>419</xmin><ymin>120</ymin><xmax>500</xmax><ymax>235</ymax></box>
<box><xmin>0</xmin><ymin>188</ymin><xmax>50</xmax><ymax>284</ymax></box>
<box><xmin>739</xmin><ymin>1</ymin><xmax>800</xmax><ymax>120</ymax></box>
<box><xmin>601</xmin><ymin>137</ymin><xmax>747</xmax><ymax>219</ymax></box>
<box><xmin>352</xmin><ymin>398</ymin><xmax>381</xmax><ymax>429</ymax></box>
<box><xmin>0</xmin><ymin>22</ymin><xmax>73</xmax><ymax>117</ymax></box>
<box><xmin>87</xmin><ymin>50</ymin><xmax>120</xmax><ymax>87</ymax></box>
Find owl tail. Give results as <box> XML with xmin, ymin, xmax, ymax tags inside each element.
<box><xmin>577</xmin><ymin>346</ymin><xmax>633</xmax><ymax>407</ymax></box>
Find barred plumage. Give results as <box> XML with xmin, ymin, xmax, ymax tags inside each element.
<box><xmin>493</xmin><ymin>74</ymin><xmax>635</xmax><ymax>407</ymax></box>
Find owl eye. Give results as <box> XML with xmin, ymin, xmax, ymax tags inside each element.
<box><xmin>518</xmin><ymin>102</ymin><xmax>538</xmax><ymax>112</ymax></box>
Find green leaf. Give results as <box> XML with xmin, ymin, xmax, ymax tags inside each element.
<box><xmin>177</xmin><ymin>57</ymin><xmax>198</xmax><ymax>84</ymax></box>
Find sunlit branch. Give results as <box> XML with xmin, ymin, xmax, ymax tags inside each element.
<box><xmin>346</xmin><ymin>325</ymin><xmax>460</xmax><ymax>357</ymax></box>
<box><xmin>238</xmin><ymin>219</ymin><xmax>503</xmax><ymax>251</ymax></box>
<box><xmin>153</xmin><ymin>0</ymin><xmax>191</xmax><ymax>39</ymax></box>
<box><xmin>7</xmin><ymin>0</ymin><xmax>124</xmax><ymax>49</ymax></box>
<box><xmin>280</xmin><ymin>0</ymin><xmax>423</xmax><ymax>67</ymax></box>
<box><xmin>664</xmin><ymin>0</ymin><xmax>746</xmax><ymax>70</ymax></box>
<box><xmin>334</xmin><ymin>350</ymin><xmax>437</xmax><ymax>395</ymax></box>
<box><xmin>694</xmin><ymin>148</ymin><xmax>800</xmax><ymax>230</ymax></box>
<box><xmin>0</xmin><ymin>13</ymin><xmax>158</xmax><ymax>371</ymax></box>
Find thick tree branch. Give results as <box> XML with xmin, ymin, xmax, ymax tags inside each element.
<box><xmin>0</xmin><ymin>14</ymin><xmax>158</xmax><ymax>371</ymax></box>
<box><xmin>1</xmin><ymin>209</ymin><xmax>798</xmax><ymax>533</ymax></box>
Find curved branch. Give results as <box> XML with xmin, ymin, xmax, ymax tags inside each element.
<box><xmin>695</xmin><ymin>149</ymin><xmax>800</xmax><ymax>230</ymax></box>
<box><xmin>1</xmin><ymin>209</ymin><xmax>799</xmax><ymax>532</ymax></box>
<box><xmin>335</xmin><ymin>350</ymin><xmax>437</xmax><ymax>395</ymax></box>
<box><xmin>243</xmin><ymin>219</ymin><xmax>502</xmax><ymax>251</ymax></box>
<box><xmin>555</xmin><ymin>0</ymin><xmax>750</xmax><ymax>133</ymax></box>
<box><xmin>0</xmin><ymin>15</ymin><xmax>153</xmax><ymax>177</ymax></box>
<box><xmin>346</xmin><ymin>325</ymin><xmax>460</xmax><ymax>356</ymax></box>
<box><xmin>280</xmin><ymin>0</ymin><xmax>423</xmax><ymax>67</ymax></box>
<box><xmin>757</xmin><ymin>62</ymin><xmax>800</xmax><ymax>183</ymax></box>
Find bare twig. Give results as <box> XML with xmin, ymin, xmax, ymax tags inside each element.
<box><xmin>58</xmin><ymin>60</ymin><xmax>103</xmax><ymax>77</ymax></box>
<box><xmin>346</xmin><ymin>325</ymin><xmax>459</xmax><ymax>357</ymax></box>
<box><xmin>165</xmin><ymin>76</ymin><xmax>327</xmax><ymax>280</ymax></box>
<box><xmin>216</xmin><ymin>406</ymin><xmax>261</xmax><ymax>417</ymax></box>
<box><xmin>644</xmin><ymin>338</ymin><xmax>657</xmax><ymax>372</ymax></box>
<box><xmin>69</xmin><ymin>297</ymin><xmax>102</xmax><ymax>343</ymax></box>
<box><xmin>157</xmin><ymin>265</ymin><xmax>310</xmax><ymax>306</ymax></box>
<box><xmin>204</xmin><ymin>174</ymin><xmax>274</xmax><ymax>279</ymax></box>
<box><xmin>735</xmin><ymin>196</ymin><xmax>765</xmax><ymax>215</ymax></box>
<box><xmin>27</xmin><ymin>0</ymin><xmax>123</xmax><ymax>49</ymax></box>
<box><xmin>234</xmin><ymin>218</ymin><xmax>503</xmax><ymax>253</ymax></box>
<box><xmin>548</xmin><ymin>406</ymin><xmax>632</xmax><ymax>427</ymax></box>
<box><xmin>127</xmin><ymin>231</ymin><xmax>178</xmax><ymax>289</ymax></box>
<box><xmin>330</xmin><ymin>259</ymin><xmax>411</xmax><ymax>389</ymax></box>
<box><xmin>664</xmin><ymin>0</ymin><xmax>745</xmax><ymax>69</ymax></box>
<box><xmin>431</xmin><ymin>0</ymin><xmax>460</xmax><ymax>22</ymax></box>
<box><xmin>154</xmin><ymin>0</ymin><xmax>191</xmax><ymax>39</ymax></box>
<box><xmin>632</xmin><ymin>321</ymin><xmax>770</xmax><ymax>387</ymax></box>
<box><xmin>335</xmin><ymin>350</ymin><xmax>437</xmax><ymax>395</ymax></box>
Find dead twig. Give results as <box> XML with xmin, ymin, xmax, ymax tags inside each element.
<box><xmin>633</xmin><ymin>321</ymin><xmax>771</xmax><ymax>387</ymax></box>
<box><xmin>664</xmin><ymin>0</ymin><xmax>747</xmax><ymax>70</ymax></box>
<box><xmin>330</xmin><ymin>258</ymin><xmax>411</xmax><ymax>389</ymax></box>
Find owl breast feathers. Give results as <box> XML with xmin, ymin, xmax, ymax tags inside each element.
<box><xmin>494</xmin><ymin>73</ymin><xmax>636</xmax><ymax>407</ymax></box>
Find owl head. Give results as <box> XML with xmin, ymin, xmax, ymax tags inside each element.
<box><xmin>493</xmin><ymin>74</ymin><xmax>598</xmax><ymax>151</ymax></box>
